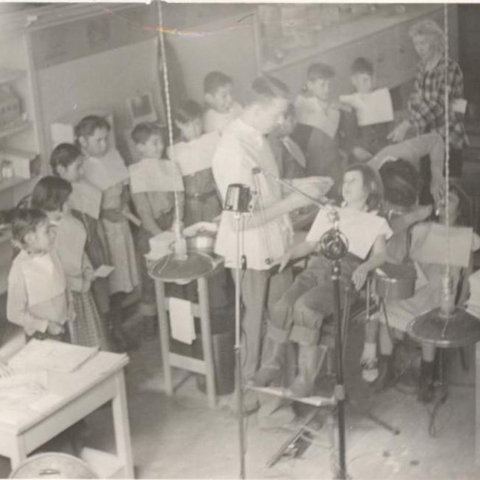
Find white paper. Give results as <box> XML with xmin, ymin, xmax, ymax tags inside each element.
<box><xmin>306</xmin><ymin>208</ymin><xmax>392</xmax><ymax>260</ymax></box>
<box><xmin>340</xmin><ymin>88</ymin><xmax>394</xmax><ymax>127</ymax></box>
<box><xmin>168</xmin><ymin>297</ymin><xmax>196</xmax><ymax>345</ymax></box>
<box><xmin>94</xmin><ymin>265</ymin><xmax>115</xmax><ymax>278</ymax></box>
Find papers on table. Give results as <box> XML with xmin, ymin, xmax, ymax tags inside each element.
<box><xmin>168</xmin><ymin>297</ymin><xmax>196</xmax><ymax>344</ymax></box>
<box><xmin>8</xmin><ymin>339</ymin><xmax>98</xmax><ymax>374</ymax></box>
<box><xmin>306</xmin><ymin>208</ymin><xmax>392</xmax><ymax>260</ymax></box>
<box><xmin>340</xmin><ymin>88</ymin><xmax>394</xmax><ymax>127</ymax></box>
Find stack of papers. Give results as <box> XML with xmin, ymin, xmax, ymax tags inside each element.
<box><xmin>466</xmin><ymin>270</ymin><xmax>480</xmax><ymax>318</ymax></box>
<box><xmin>9</xmin><ymin>339</ymin><xmax>98</xmax><ymax>374</ymax></box>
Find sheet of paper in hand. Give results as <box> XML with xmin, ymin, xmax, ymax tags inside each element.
<box><xmin>306</xmin><ymin>207</ymin><xmax>391</xmax><ymax>260</ymax></box>
<box><xmin>340</xmin><ymin>88</ymin><xmax>394</xmax><ymax>127</ymax></box>
<box><xmin>410</xmin><ymin>223</ymin><xmax>473</xmax><ymax>268</ymax></box>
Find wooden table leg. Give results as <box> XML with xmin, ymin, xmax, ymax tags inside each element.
<box><xmin>155</xmin><ymin>279</ymin><xmax>173</xmax><ymax>396</ymax></box>
<box><xmin>112</xmin><ymin>371</ymin><xmax>135</xmax><ymax>479</ymax></box>
<box><xmin>198</xmin><ymin>277</ymin><xmax>216</xmax><ymax>409</ymax></box>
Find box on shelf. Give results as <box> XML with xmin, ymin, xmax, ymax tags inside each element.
<box><xmin>0</xmin><ymin>147</ymin><xmax>40</xmax><ymax>179</ymax></box>
<box><xmin>0</xmin><ymin>85</ymin><xmax>22</xmax><ymax>130</ymax></box>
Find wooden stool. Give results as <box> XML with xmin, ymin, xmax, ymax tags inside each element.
<box><xmin>152</xmin><ymin>253</ymin><xmax>224</xmax><ymax>409</ymax></box>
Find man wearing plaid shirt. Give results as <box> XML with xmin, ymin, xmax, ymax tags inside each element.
<box><xmin>388</xmin><ymin>19</ymin><xmax>467</xmax><ymax>178</ymax></box>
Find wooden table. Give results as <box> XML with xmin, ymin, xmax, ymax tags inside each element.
<box><xmin>0</xmin><ymin>351</ymin><xmax>134</xmax><ymax>478</ymax></box>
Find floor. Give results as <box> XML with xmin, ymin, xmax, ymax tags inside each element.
<box><xmin>3</xmin><ymin>316</ymin><xmax>477</xmax><ymax>480</ymax></box>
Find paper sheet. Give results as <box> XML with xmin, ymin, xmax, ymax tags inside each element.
<box><xmin>306</xmin><ymin>208</ymin><xmax>392</xmax><ymax>260</ymax></box>
<box><xmin>410</xmin><ymin>224</ymin><xmax>473</xmax><ymax>268</ymax></box>
<box><xmin>340</xmin><ymin>88</ymin><xmax>394</xmax><ymax>127</ymax></box>
<box><xmin>168</xmin><ymin>297</ymin><xmax>196</xmax><ymax>344</ymax></box>
<box><xmin>9</xmin><ymin>339</ymin><xmax>98</xmax><ymax>373</ymax></box>
<box><xmin>94</xmin><ymin>265</ymin><xmax>115</xmax><ymax>278</ymax></box>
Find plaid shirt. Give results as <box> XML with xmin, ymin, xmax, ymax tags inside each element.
<box><xmin>408</xmin><ymin>57</ymin><xmax>467</xmax><ymax>150</ymax></box>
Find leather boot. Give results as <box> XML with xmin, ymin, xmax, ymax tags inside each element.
<box><xmin>417</xmin><ymin>359</ymin><xmax>435</xmax><ymax>403</ymax></box>
<box><xmin>288</xmin><ymin>344</ymin><xmax>321</xmax><ymax>398</ymax></box>
<box><xmin>250</xmin><ymin>336</ymin><xmax>286</xmax><ymax>387</ymax></box>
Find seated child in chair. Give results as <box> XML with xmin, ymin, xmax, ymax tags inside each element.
<box><xmin>373</xmin><ymin>182</ymin><xmax>480</xmax><ymax>403</ymax></box>
<box><xmin>252</xmin><ymin>164</ymin><xmax>392</xmax><ymax>398</ymax></box>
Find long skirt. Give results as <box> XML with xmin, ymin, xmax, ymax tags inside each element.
<box><xmin>70</xmin><ymin>290</ymin><xmax>109</xmax><ymax>350</ymax></box>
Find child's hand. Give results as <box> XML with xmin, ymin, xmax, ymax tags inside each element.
<box><xmin>352</xmin><ymin>147</ymin><xmax>373</xmax><ymax>162</ymax></box>
<box><xmin>387</xmin><ymin>120</ymin><xmax>410</xmax><ymax>143</ymax></box>
<box><xmin>47</xmin><ymin>322</ymin><xmax>64</xmax><ymax>336</ymax></box>
<box><xmin>352</xmin><ymin>265</ymin><xmax>369</xmax><ymax>291</ymax></box>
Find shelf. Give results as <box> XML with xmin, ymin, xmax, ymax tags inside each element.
<box><xmin>0</xmin><ymin>120</ymin><xmax>31</xmax><ymax>140</ymax></box>
<box><xmin>0</xmin><ymin>68</ymin><xmax>26</xmax><ymax>85</ymax></box>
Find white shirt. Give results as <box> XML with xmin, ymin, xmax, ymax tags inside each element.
<box><xmin>212</xmin><ymin>119</ymin><xmax>293</xmax><ymax>270</ymax></box>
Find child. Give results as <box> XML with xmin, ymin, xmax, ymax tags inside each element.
<box><xmin>169</xmin><ymin>100</ymin><xmax>222</xmax><ymax>227</ymax></box>
<box><xmin>75</xmin><ymin>115</ymin><xmax>139</xmax><ymax>350</ymax></box>
<box><xmin>292</xmin><ymin>63</ymin><xmax>348</xmax><ymax>191</ymax></box>
<box><xmin>7</xmin><ymin>208</ymin><xmax>73</xmax><ymax>342</ymax></box>
<box><xmin>374</xmin><ymin>183</ymin><xmax>480</xmax><ymax>402</ymax></box>
<box><xmin>268</xmin><ymin>103</ymin><xmax>306</xmax><ymax>180</ymax></box>
<box><xmin>31</xmin><ymin>177</ymin><xmax>109</xmax><ymax>350</ymax></box>
<box><xmin>252</xmin><ymin>164</ymin><xmax>392</xmax><ymax>398</ymax></box>
<box><xmin>203</xmin><ymin>71</ymin><xmax>243</xmax><ymax>134</ymax></box>
<box><xmin>50</xmin><ymin>143</ymin><xmax>111</xmax><ymax>323</ymax></box>
<box><xmin>341</xmin><ymin>57</ymin><xmax>393</xmax><ymax>162</ymax></box>
<box><xmin>129</xmin><ymin>122</ymin><xmax>185</xmax><ymax>338</ymax></box>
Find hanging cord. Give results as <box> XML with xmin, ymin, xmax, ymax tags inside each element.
<box><xmin>441</xmin><ymin>2</ymin><xmax>452</xmax><ymax>337</ymax></box>
<box><xmin>157</xmin><ymin>1</ymin><xmax>183</xmax><ymax>229</ymax></box>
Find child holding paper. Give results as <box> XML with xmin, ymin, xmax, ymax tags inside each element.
<box><xmin>129</xmin><ymin>122</ymin><xmax>185</xmax><ymax>338</ymax></box>
<box><xmin>50</xmin><ymin>143</ymin><xmax>111</xmax><ymax>320</ymax></box>
<box><xmin>169</xmin><ymin>100</ymin><xmax>222</xmax><ymax>226</ymax></box>
<box><xmin>252</xmin><ymin>164</ymin><xmax>392</xmax><ymax>398</ymax></box>
<box><xmin>31</xmin><ymin>177</ymin><xmax>109</xmax><ymax>350</ymax></box>
<box><xmin>7</xmin><ymin>208</ymin><xmax>74</xmax><ymax>342</ymax></box>
<box><xmin>341</xmin><ymin>57</ymin><xmax>394</xmax><ymax>162</ymax></box>
<box><xmin>75</xmin><ymin>115</ymin><xmax>139</xmax><ymax>350</ymax></box>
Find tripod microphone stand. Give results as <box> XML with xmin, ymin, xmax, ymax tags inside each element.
<box><xmin>318</xmin><ymin>213</ymin><xmax>350</xmax><ymax>480</ymax></box>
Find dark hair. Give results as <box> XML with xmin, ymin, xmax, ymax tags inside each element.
<box><xmin>50</xmin><ymin>143</ymin><xmax>82</xmax><ymax>175</ymax></box>
<box><xmin>131</xmin><ymin>122</ymin><xmax>163</xmax><ymax>145</ymax></box>
<box><xmin>247</xmin><ymin>76</ymin><xmax>291</xmax><ymax>106</ymax></box>
<box><xmin>174</xmin><ymin>100</ymin><xmax>203</xmax><ymax>124</ymax></box>
<box><xmin>11</xmin><ymin>208</ymin><xmax>48</xmax><ymax>245</ymax></box>
<box><xmin>345</xmin><ymin>163</ymin><xmax>384</xmax><ymax>212</ymax></box>
<box><xmin>74</xmin><ymin>115</ymin><xmax>111</xmax><ymax>140</ymax></box>
<box><xmin>204</xmin><ymin>71</ymin><xmax>233</xmax><ymax>95</ymax></box>
<box><xmin>447</xmin><ymin>181</ymin><xmax>472</xmax><ymax>227</ymax></box>
<box><xmin>307</xmin><ymin>63</ymin><xmax>335</xmax><ymax>82</ymax></box>
<box><xmin>31</xmin><ymin>176</ymin><xmax>73</xmax><ymax>212</ymax></box>
<box><xmin>351</xmin><ymin>57</ymin><xmax>374</xmax><ymax>76</ymax></box>
<box><xmin>379</xmin><ymin>159</ymin><xmax>421</xmax><ymax>209</ymax></box>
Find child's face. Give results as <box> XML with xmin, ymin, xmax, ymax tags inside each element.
<box><xmin>205</xmin><ymin>84</ymin><xmax>234</xmax><ymax>114</ymax></box>
<box><xmin>25</xmin><ymin>220</ymin><xmax>54</xmax><ymax>253</ymax></box>
<box><xmin>138</xmin><ymin>134</ymin><xmax>164</xmax><ymax>159</ymax></box>
<box><xmin>58</xmin><ymin>157</ymin><xmax>84</xmax><ymax>183</ymax></box>
<box><xmin>342</xmin><ymin>170</ymin><xmax>368</xmax><ymax>206</ymax></box>
<box><xmin>79</xmin><ymin>128</ymin><xmax>110</xmax><ymax>158</ymax></box>
<box><xmin>176</xmin><ymin>118</ymin><xmax>203</xmax><ymax>142</ymax></box>
<box><xmin>351</xmin><ymin>73</ymin><xmax>374</xmax><ymax>94</ymax></box>
<box><xmin>412</xmin><ymin>34</ymin><xmax>436</xmax><ymax>63</ymax></box>
<box><xmin>308</xmin><ymin>78</ymin><xmax>331</xmax><ymax>102</ymax></box>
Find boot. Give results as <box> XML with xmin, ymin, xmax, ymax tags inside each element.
<box><xmin>250</xmin><ymin>336</ymin><xmax>286</xmax><ymax>387</ymax></box>
<box><xmin>417</xmin><ymin>359</ymin><xmax>435</xmax><ymax>403</ymax></box>
<box><xmin>371</xmin><ymin>354</ymin><xmax>395</xmax><ymax>392</ymax></box>
<box><xmin>288</xmin><ymin>344</ymin><xmax>321</xmax><ymax>398</ymax></box>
